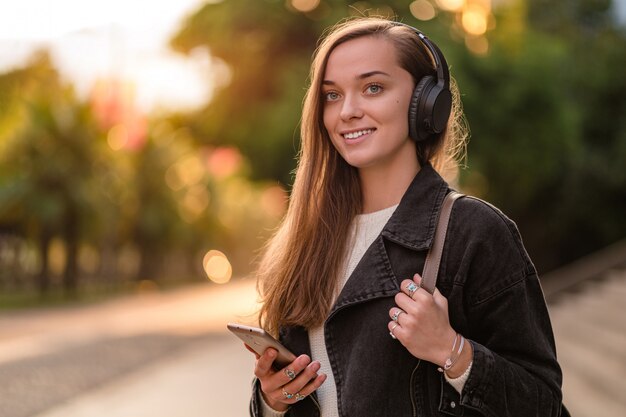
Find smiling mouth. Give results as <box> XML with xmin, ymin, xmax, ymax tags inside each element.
<box><xmin>342</xmin><ymin>128</ymin><xmax>375</xmax><ymax>140</ymax></box>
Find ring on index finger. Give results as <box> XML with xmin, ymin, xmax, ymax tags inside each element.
<box><xmin>406</xmin><ymin>281</ymin><xmax>419</xmax><ymax>299</ymax></box>
<box><xmin>283</xmin><ymin>368</ymin><xmax>296</xmax><ymax>380</ymax></box>
<box><xmin>391</xmin><ymin>308</ymin><xmax>405</xmax><ymax>322</ymax></box>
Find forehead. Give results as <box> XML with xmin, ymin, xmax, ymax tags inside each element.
<box><xmin>324</xmin><ymin>36</ymin><xmax>401</xmax><ymax>79</ymax></box>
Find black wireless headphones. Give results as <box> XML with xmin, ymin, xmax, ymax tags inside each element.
<box><xmin>392</xmin><ymin>22</ymin><xmax>452</xmax><ymax>142</ymax></box>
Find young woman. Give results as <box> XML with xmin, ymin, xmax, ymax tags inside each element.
<box><xmin>246</xmin><ymin>17</ymin><xmax>563</xmax><ymax>417</ymax></box>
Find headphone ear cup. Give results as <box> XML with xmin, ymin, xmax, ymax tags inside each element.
<box><xmin>408</xmin><ymin>76</ymin><xmax>436</xmax><ymax>142</ymax></box>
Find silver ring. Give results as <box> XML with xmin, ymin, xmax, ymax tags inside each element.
<box><xmin>391</xmin><ymin>309</ymin><xmax>404</xmax><ymax>322</ymax></box>
<box><xmin>282</xmin><ymin>388</ymin><xmax>294</xmax><ymax>400</ymax></box>
<box><xmin>389</xmin><ymin>323</ymin><xmax>398</xmax><ymax>339</ymax></box>
<box><xmin>406</xmin><ymin>282</ymin><xmax>419</xmax><ymax>298</ymax></box>
<box><xmin>295</xmin><ymin>393</ymin><xmax>306</xmax><ymax>401</ymax></box>
<box><xmin>283</xmin><ymin>368</ymin><xmax>296</xmax><ymax>380</ymax></box>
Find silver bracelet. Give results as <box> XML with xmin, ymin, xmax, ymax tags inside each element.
<box><xmin>438</xmin><ymin>333</ymin><xmax>465</xmax><ymax>373</ymax></box>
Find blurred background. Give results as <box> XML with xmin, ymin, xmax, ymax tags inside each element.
<box><xmin>0</xmin><ymin>0</ymin><xmax>624</xmax><ymax>416</ymax></box>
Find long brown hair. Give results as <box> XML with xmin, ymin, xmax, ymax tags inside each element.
<box><xmin>257</xmin><ymin>17</ymin><xmax>468</xmax><ymax>336</ymax></box>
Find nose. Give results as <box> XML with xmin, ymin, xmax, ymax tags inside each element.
<box><xmin>339</xmin><ymin>94</ymin><xmax>364</xmax><ymax>121</ymax></box>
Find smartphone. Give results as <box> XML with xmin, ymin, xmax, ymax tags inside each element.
<box><xmin>227</xmin><ymin>323</ymin><xmax>297</xmax><ymax>368</ymax></box>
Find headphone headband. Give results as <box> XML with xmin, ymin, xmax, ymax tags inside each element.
<box><xmin>391</xmin><ymin>22</ymin><xmax>450</xmax><ymax>91</ymax></box>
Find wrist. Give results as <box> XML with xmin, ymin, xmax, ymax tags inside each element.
<box><xmin>262</xmin><ymin>391</ymin><xmax>289</xmax><ymax>412</ymax></box>
<box><xmin>436</xmin><ymin>328</ymin><xmax>457</xmax><ymax>369</ymax></box>
<box><xmin>444</xmin><ymin>338</ymin><xmax>473</xmax><ymax>378</ymax></box>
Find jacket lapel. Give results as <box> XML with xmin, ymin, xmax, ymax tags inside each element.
<box><xmin>329</xmin><ymin>164</ymin><xmax>450</xmax><ymax>318</ymax></box>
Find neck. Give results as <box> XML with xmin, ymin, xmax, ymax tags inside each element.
<box><xmin>359</xmin><ymin>160</ymin><xmax>420</xmax><ymax>214</ymax></box>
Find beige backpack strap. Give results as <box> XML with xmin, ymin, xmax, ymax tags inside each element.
<box><xmin>421</xmin><ymin>191</ymin><xmax>464</xmax><ymax>294</ymax></box>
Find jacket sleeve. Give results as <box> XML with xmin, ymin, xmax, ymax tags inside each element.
<box><xmin>250</xmin><ymin>378</ymin><xmax>262</xmax><ymax>417</ymax></box>
<box><xmin>444</xmin><ymin>198</ymin><xmax>563</xmax><ymax>416</ymax></box>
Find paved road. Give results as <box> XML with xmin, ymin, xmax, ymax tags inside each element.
<box><xmin>2</xmin><ymin>272</ymin><xmax>625</xmax><ymax>417</ymax></box>
<box><xmin>0</xmin><ymin>278</ymin><xmax>259</xmax><ymax>417</ymax></box>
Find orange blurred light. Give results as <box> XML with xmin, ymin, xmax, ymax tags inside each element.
<box><xmin>291</xmin><ymin>0</ymin><xmax>320</xmax><ymax>13</ymax></box>
<box><xmin>107</xmin><ymin>124</ymin><xmax>128</xmax><ymax>151</ymax></box>
<box><xmin>207</xmin><ymin>146</ymin><xmax>242</xmax><ymax>179</ymax></box>
<box><xmin>260</xmin><ymin>185</ymin><xmax>288</xmax><ymax>219</ymax></box>
<box><xmin>410</xmin><ymin>0</ymin><xmax>437</xmax><ymax>21</ymax></box>
<box><xmin>462</xmin><ymin>6</ymin><xmax>488</xmax><ymax>35</ymax></box>
<box><xmin>203</xmin><ymin>250</ymin><xmax>233</xmax><ymax>284</ymax></box>
<box><xmin>178</xmin><ymin>155</ymin><xmax>205</xmax><ymax>187</ymax></box>
<box><xmin>435</xmin><ymin>0</ymin><xmax>464</xmax><ymax>12</ymax></box>
<box><xmin>180</xmin><ymin>184</ymin><xmax>211</xmax><ymax>223</ymax></box>
<box><xmin>465</xmin><ymin>35</ymin><xmax>489</xmax><ymax>55</ymax></box>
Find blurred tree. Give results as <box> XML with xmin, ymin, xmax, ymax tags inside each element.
<box><xmin>457</xmin><ymin>0</ymin><xmax>626</xmax><ymax>270</ymax></box>
<box><xmin>171</xmin><ymin>0</ymin><xmax>317</xmax><ymax>185</ymax></box>
<box><xmin>0</xmin><ymin>52</ymin><xmax>103</xmax><ymax>296</ymax></box>
<box><xmin>172</xmin><ymin>0</ymin><xmax>625</xmax><ymax>273</ymax></box>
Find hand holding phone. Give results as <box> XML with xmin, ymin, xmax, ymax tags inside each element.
<box><xmin>228</xmin><ymin>322</ymin><xmax>327</xmax><ymax>411</ymax></box>
<box><xmin>227</xmin><ymin>323</ymin><xmax>296</xmax><ymax>368</ymax></box>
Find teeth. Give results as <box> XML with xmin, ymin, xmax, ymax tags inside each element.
<box><xmin>343</xmin><ymin>129</ymin><xmax>373</xmax><ymax>139</ymax></box>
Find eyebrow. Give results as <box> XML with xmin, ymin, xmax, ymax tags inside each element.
<box><xmin>322</xmin><ymin>70</ymin><xmax>391</xmax><ymax>86</ymax></box>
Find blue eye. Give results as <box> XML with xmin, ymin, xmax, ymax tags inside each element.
<box><xmin>325</xmin><ymin>91</ymin><xmax>340</xmax><ymax>101</ymax></box>
<box><xmin>366</xmin><ymin>84</ymin><xmax>383</xmax><ymax>94</ymax></box>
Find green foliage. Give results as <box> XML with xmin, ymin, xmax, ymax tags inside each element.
<box><xmin>456</xmin><ymin>2</ymin><xmax>626</xmax><ymax>269</ymax></box>
<box><xmin>1</xmin><ymin>0</ymin><xmax>625</xmax><ymax>303</ymax></box>
<box><xmin>171</xmin><ymin>0</ymin><xmax>626</xmax><ymax>272</ymax></box>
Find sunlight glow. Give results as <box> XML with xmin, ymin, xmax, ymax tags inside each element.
<box><xmin>462</xmin><ymin>5</ymin><xmax>489</xmax><ymax>36</ymax></box>
<box><xmin>207</xmin><ymin>147</ymin><xmax>243</xmax><ymax>179</ymax></box>
<box><xmin>290</xmin><ymin>0</ymin><xmax>320</xmax><ymax>13</ymax></box>
<box><xmin>435</xmin><ymin>0</ymin><xmax>464</xmax><ymax>12</ymax></box>
<box><xmin>465</xmin><ymin>35</ymin><xmax>489</xmax><ymax>55</ymax></box>
<box><xmin>410</xmin><ymin>0</ymin><xmax>437</xmax><ymax>21</ymax></box>
<box><xmin>0</xmin><ymin>0</ymin><xmax>217</xmax><ymax>113</ymax></box>
<box><xmin>203</xmin><ymin>250</ymin><xmax>233</xmax><ymax>284</ymax></box>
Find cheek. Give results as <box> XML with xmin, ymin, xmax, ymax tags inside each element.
<box><xmin>322</xmin><ymin>105</ymin><xmax>334</xmax><ymax>132</ymax></box>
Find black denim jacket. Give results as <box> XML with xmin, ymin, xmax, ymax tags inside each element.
<box><xmin>251</xmin><ymin>164</ymin><xmax>563</xmax><ymax>417</ymax></box>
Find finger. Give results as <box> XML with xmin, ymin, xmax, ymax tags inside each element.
<box><xmin>263</xmin><ymin>354</ymin><xmax>313</xmax><ymax>398</ymax></box>
<box><xmin>388</xmin><ymin>319</ymin><xmax>400</xmax><ymax>336</ymax></box>
<box><xmin>243</xmin><ymin>343</ymin><xmax>261</xmax><ymax>359</ymax></box>
<box><xmin>389</xmin><ymin>307</ymin><xmax>406</xmax><ymax>324</ymax></box>
<box><xmin>271</xmin><ymin>358</ymin><xmax>319</xmax><ymax>403</ymax></box>
<box><xmin>412</xmin><ymin>273</ymin><xmax>423</xmax><ymax>286</ymax></box>
<box><xmin>284</xmin><ymin>359</ymin><xmax>321</xmax><ymax>392</ymax></box>
<box><xmin>278</xmin><ymin>355</ymin><xmax>314</xmax><ymax>385</ymax></box>
<box><xmin>255</xmin><ymin>348</ymin><xmax>278</xmax><ymax>378</ymax></box>
<box><xmin>293</xmin><ymin>372</ymin><xmax>328</xmax><ymax>402</ymax></box>
<box><xmin>400</xmin><ymin>279</ymin><xmax>420</xmax><ymax>300</ymax></box>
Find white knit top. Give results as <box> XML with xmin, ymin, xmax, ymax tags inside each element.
<box><xmin>260</xmin><ymin>203</ymin><xmax>470</xmax><ymax>417</ymax></box>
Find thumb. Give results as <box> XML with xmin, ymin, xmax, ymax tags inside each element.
<box><xmin>412</xmin><ymin>272</ymin><xmax>423</xmax><ymax>286</ymax></box>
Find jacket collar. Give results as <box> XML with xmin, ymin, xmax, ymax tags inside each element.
<box><xmin>326</xmin><ymin>164</ymin><xmax>450</xmax><ymax>318</ymax></box>
<box><xmin>381</xmin><ymin>163</ymin><xmax>450</xmax><ymax>251</ymax></box>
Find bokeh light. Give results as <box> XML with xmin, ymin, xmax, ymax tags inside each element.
<box><xmin>260</xmin><ymin>184</ymin><xmax>288</xmax><ymax>219</ymax></box>
<box><xmin>435</xmin><ymin>0</ymin><xmax>464</xmax><ymax>12</ymax></box>
<box><xmin>465</xmin><ymin>35</ymin><xmax>489</xmax><ymax>55</ymax></box>
<box><xmin>410</xmin><ymin>0</ymin><xmax>437</xmax><ymax>21</ymax></box>
<box><xmin>462</xmin><ymin>5</ymin><xmax>489</xmax><ymax>36</ymax></box>
<box><xmin>206</xmin><ymin>146</ymin><xmax>243</xmax><ymax>179</ymax></box>
<box><xmin>290</xmin><ymin>0</ymin><xmax>320</xmax><ymax>13</ymax></box>
<box><xmin>203</xmin><ymin>250</ymin><xmax>233</xmax><ymax>284</ymax></box>
<box><xmin>107</xmin><ymin>124</ymin><xmax>128</xmax><ymax>151</ymax></box>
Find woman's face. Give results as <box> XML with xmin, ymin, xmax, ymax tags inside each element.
<box><xmin>322</xmin><ymin>35</ymin><xmax>416</xmax><ymax>174</ymax></box>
